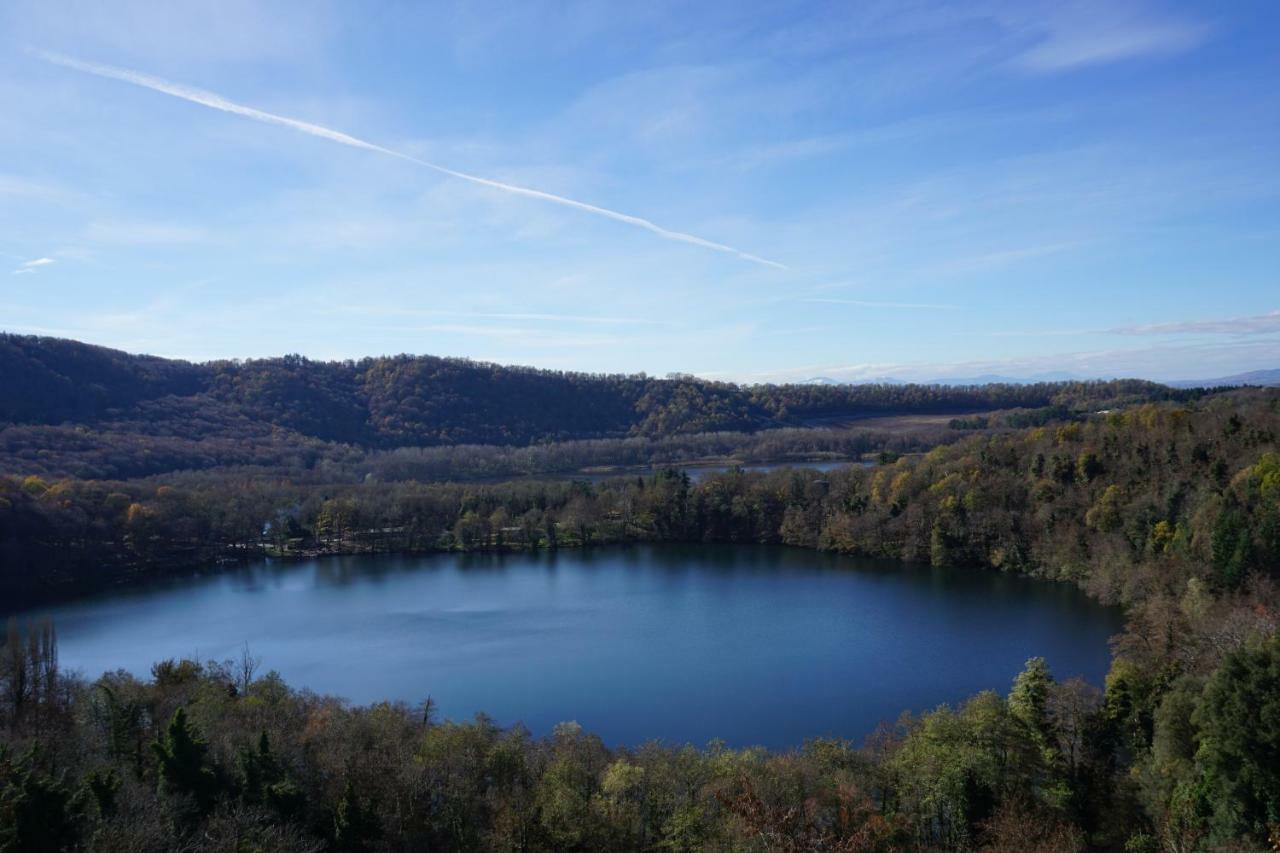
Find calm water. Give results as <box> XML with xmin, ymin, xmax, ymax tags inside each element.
<box><xmin>515</xmin><ymin>459</ymin><xmax>868</xmax><ymax>484</ymax></box>
<box><xmin>11</xmin><ymin>545</ymin><xmax>1120</xmax><ymax>748</ymax></box>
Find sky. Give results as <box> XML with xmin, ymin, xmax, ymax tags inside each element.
<box><xmin>1</xmin><ymin>0</ymin><xmax>1277</xmax><ymax>383</ymax></box>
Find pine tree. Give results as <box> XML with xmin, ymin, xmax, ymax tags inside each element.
<box><xmin>1194</xmin><ymin>632</ymin><xmax>1280</xmax><ymax>844</ymax></box>
<box><xmin>238</xmin><ymin>731</ymin><xmax>303</xmax><ymax>819</ymax></box>
<box><xmin>1009</xmin><ymin>657</ymin><xmax>1055</xmax><ymax>745</ymax></box>
<box><xmin>152</xmin><ymin>707</ymin><xmax>219</xmax><ymax>816</ymax></box>
<box><xmin>0</xmin><ymin>747</ymin><xmax>82</xmax><ymax>852</ymax></box>
<box><xmin>333</xmin><ymin>780</ymin><xmax>379</xmax><ymax>852</ymax></box>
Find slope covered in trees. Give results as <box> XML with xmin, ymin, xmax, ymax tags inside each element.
<box><xmin>3</xmin><ymin>388</ymin><xmax>1276</xmax><ymax>601</ymax></box>
<box><xmin>0</xmin><ymin>334</ymin><xmax>1203</xmax><ymax>480</ymax></box>
<box><xmin>2</xmin><ymin>389</ymin><xmax>1279</xmax><ymax>848</ymax></box>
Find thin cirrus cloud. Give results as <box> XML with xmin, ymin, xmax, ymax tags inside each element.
<box><xmin>1012</xmin><ymin>9</ymin><xmax>1207</xmax><ymax>73</ymax></box>
<box><xmin>1109</xmin><ymin>310</ymin><xmax>1280</xmax><ymax>336</ymax></box>
<box><xmin>334</xmin><ymin>306</ymin><xmax>670</xmax><ymax>327</ymax></box>
<box><xmin>33</xmin><ymin>49</ymin><xmax>787</xmax><ymax>271</ymax></box>
<box><xmin>10</xmin><ymin>257</ymin><xmax>55</xmax><ymax>275</ymax></box>
<box><xmin>800</xmin><ymin>297</ymin><xmax>959</xmax><ymax>310</ymax></box>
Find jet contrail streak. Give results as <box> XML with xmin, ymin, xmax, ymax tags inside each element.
<box><xmin>34</xmin><ymin>50</ymin><xmax>786</xmax><ymax>270</ymax></box>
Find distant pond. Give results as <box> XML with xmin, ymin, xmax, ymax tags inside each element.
<box><xmin>10</xmin><ymin>544</ymin><xmax>1121</xmax><ymax>748</ymax></box>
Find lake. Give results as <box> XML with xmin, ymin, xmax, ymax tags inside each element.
<box><xmin>506</xmin><ymin>458</ymin><xmax>868</xmax><ymax>484</ymax></box>
<box><xmin>10</xmin><ymin>544</ymin><xmax>1121</xmax><ymax>748</ymax></box>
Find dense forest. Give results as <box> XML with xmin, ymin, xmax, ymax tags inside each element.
<box><xmin>5</xmin><ymin>622</ymin><xmax>1274</xmax><ymax>852</ymax></box>
<box><xmin>2</xmin><ymin>389</ymin><xmax>1279</xmax><ymax>849</ymax></box>
<box><xmin>3</xmin><ymin>389</ymin><xmax>1277</xmax><ymax>603</ymax></box>
<box><xmin>0</xmin><ymin>334</ymin><xmax>1203</xmax><ymax>480</ymax></box>
<box><xmin>2</xmin><ymin>340</ymin><xmax>1278</xmax><ymax>850</ymax></box>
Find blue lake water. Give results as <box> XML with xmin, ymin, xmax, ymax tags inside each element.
<box><xmin>12</xmin><ymin>544</ymin><xmax>1121</xmax><ymax>748</ymax></box>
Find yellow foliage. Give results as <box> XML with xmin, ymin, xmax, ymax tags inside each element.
<box><xmin>889</xmin><ymin>471</ymin><xmax>912</xmax><ymax>505</ymax></box>
<box><xmin>21</xmin><ymin>475</ymin><xmax>48</xmax><ymax>495</ymax></box>
<box><xmin>1150</xmin><ymin>520</ymin><xmax>1175</xmax><ymax>553</ymax></box>
<box><xmin>929</xmin><ymin>473</ymin><xmax>962</xmax><ymax>494</ymax></box>
<box><xmin>1054</xmin><ymin>423</ymin><xmax>1082</xmax><ymax>445</ymax></box>
<box><xmin>870</xmin><ymin>469</ymin><xmax>889</xmax><ymax>504</ymax></box>
<box><xmin>1247</xmin><ymin>452</ymin><xmax>1280</xmax><ymax>501</ymax></box>
<box><xmin>923</xmin><ymin>446</ymin><xmax>949</xmax><ymax>465</ymax></box>
<box><xmin>1085</xmin><ymin>485</ymin><xmax>1124</xmax><ymax>532</ymax></box>
<box><xmin>45</xmin><ymin>481</ymin><xmax>74</xmax><ymax>499</ymax></box>
<box><xmin>601</xmin><ymin>760</ymin><xmax>645</xmax><ymax>799</ymax></box>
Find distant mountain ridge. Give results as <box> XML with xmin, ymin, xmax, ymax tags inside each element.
<box><xmin>1167</xmin><ymin>369</ymin><xmax>1280</xmax><ymax>388</ymax></box>
<box><xmin>808</xmin><ymin>369</ymin><xmax>1280</xmax><ymax>388</ymax></box>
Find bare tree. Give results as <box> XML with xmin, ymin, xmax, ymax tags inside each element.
<box><xmin>1048</xmin><ymin>676</ymin><xmax>1103</xmax><ymax>776</ymax></box>
<box><xmin>236</xmin><ymin>642</ymin><xmax>262</xmax><ymax>696</ymax></box>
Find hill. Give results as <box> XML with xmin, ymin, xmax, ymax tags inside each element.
<box><xmin>0</xmin><ymin>334</ymin><xmax>1199</xmax><ymax>480</ymax></box>
<box><xmin>1169</xmin><ymin>368</ymin><xmax>1280</xmax><ymax>388</ymax></box>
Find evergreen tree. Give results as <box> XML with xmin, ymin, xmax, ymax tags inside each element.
<box><xmin>1009</xmin><ymin>657</ymin><xmax>1055</xmax><ymax>744</ymax></box>
<box><xmin>152</xmin><ymin>707</ymin><xmax>219</xmax><ymax>816</ymax></box>
<box><xmin>333</xmin><ymin>780</ymin><xmax>379</xmax><ymax>852</ymax></box>
<box><xmin>84</xmin><ymin>768</ymin><xmax>120</xmax><ymax>819</ymax></box>
<box><xmin>0</xmin><ymin>747</ymin><xmax>82</xmax><ymax>853</ymax></box>
<box><xmin>1194</xmin><ymin>632</ymin><xmax>1280</xmax><ymax>844</ymax></box>
<box><xmin>238</xmin><ymin>731</ymin><xmax>303</xmax><ymax>819</ymax></box>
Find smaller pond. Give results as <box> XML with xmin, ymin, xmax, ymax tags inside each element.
<box><xmin>559</xmin><ymin>459</ymin><xmax>868</xmax><ymax>483</ymax></box>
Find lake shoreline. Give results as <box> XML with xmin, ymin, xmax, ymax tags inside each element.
<box><xmin>14</xmin><ymin>542</ymin><xmax>1122</xmax><ymax>749</ymax></box>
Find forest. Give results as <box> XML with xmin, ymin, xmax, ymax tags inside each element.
<box><xmin>4</xmin><ymin>619</ymin><xmax>1273</xmax><ymax>852</ymax></box>
<box><xmin>0</xmin><ymin>334</ymin><xmax>1204</xmax><ymax>480</ymax></box>
<box><xmin>3</xmin><ymin>389</ymin><xmax>1277</xmax><ymax>601</ymax></box>
<box><xmin>1</xmin><ymin>389</ymin><xmax>1278</xmax><ymax>849</ymax></box>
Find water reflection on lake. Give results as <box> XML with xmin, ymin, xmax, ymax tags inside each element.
<box><xmin>12</xmin><ymin>544</ymin><xmax>1121</xmax><ymax>748</ymax></box>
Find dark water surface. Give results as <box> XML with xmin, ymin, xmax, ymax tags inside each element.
<box><xmin>12</xmin><ymin>545</ymin><xmax>1121</xmax><ymax>748</ymax></box>
<box><xmin>516</xmin><ymin>459</ymin><xmax>866</xmax><ymax>484</ymax></box>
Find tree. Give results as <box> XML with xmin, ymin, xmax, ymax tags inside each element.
<box><xmin>152</xmin><ymin>707</ymin><xmax>219</xmax><ymax>816</ymax></box>
<box><xmin>1009</xmin><ymin>658</ymin><xmax>1055</xmax><ymax>746</ymax></box>
<box><xmin>1193</xmin><ymin>631</ymin><xmax>1280</xmax><ymax>845</ymax></box>
<box><xmin>1210</xmin><ymin>507</ymin><xmax>1251</xmax><ymax>588</ymax></box>
<box><xmin>887</xmin><ymin>693</ymin><xmax>1036</xmax><ymax>849</ymax></box>
<box><xmin>1048</xmin><ymin>677</ymin><xmax>1102</xmax><ymax>778</ymax></box>
<box><xmin>0</xmin><ymin>747</ymin><xmax>82</xmax><ymax>853</ymax></box>
<box><xmin>333</xmin><ymin>780</ymin><xmax>380</xmax><ymax>852</ymax></box>
<box><xmin>238</xmin><ymin>731</ymin><xmax>303</xmax><ymax>819</ymax></box>
<box><xmin>1075</xmin><ymin>452</ymin><xmax>1103</xmax><ymax>483</ymax></box>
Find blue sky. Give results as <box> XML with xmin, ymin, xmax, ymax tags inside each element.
<box><xmin>1</xmin><ymin>0</ymin><xmax>1277</xmax><ymax>382</ymax></box>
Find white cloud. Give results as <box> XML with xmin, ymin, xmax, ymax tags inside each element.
<box><xmin>5</xmin><ymin>0</ymin><xmax>336</xmax><ymax>67</ymax></box>
<box><xmin>10</xmin><ymin>257</ymin><xmax>55</xmax><ymax>274</ymax></box>
<box><xmin>1110</xmin><ymin>310</ymin><xmax>1280</xmax><ymax>336</ymax></box>
<box><xmin>335</xmin><ymin>305</ymin><xmax>669</xmax><ymax>326</ymax></box>
<box><xmin>741</xmin><ymin>337</ymin><xmax>1280</xmax><ymax>384</ymax></box>
<box><xmin>1008</xmin><ymin>4</ymin><xmax>1207</xmax><ymax>73</ymax></box>
<box><xmin>800</xmin><ymin>298</ymin><xmax>959</xmax><ymax>311</ymax></box>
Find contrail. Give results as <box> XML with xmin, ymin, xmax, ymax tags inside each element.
<box><xmin>34</xmin><ymin>50</ymin><xmax>786</xmax><ymax>270</ymax></box>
